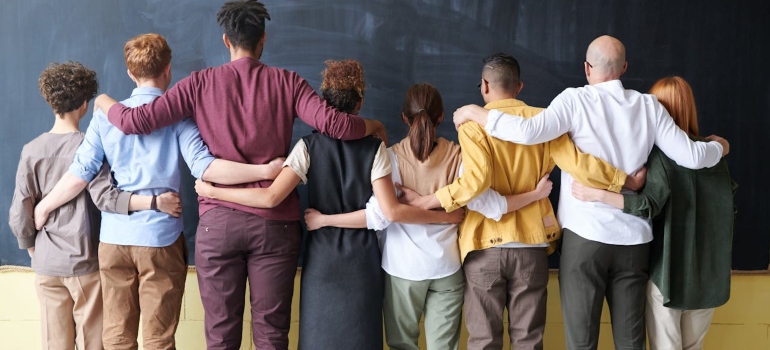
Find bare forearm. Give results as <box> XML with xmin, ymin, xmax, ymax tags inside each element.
<box><xmin>505</xmin><ymin>191</ymin><xmax>542</xmax><ymax>213</ymax></box>
<box><xmin>320</xmin><ymin>210</ymin><xmax>367</xmax><ymax>229</ymax></box>
<box><xmin>205</xmin><ymin>187</ymin><xmax>276</xmax><ymax>208</ymax></box>
<box><xmin>597</xmin><ymin>191</ymin><xmax>624</xmax><ymax>209</ymax></box>
<box><xmin>40</xmin><ymin>173</ymin><xmax>88</xmax><ymax>214</ymax></box>
<box><xmin>202</xmin><ymin>160</ymin><xmax>268</xmax><ymax>185</ymax></box>
<box><xmin>389</xmin><ymin>203</ymin><xmax>452</xmax><ymax>224</ymax></box>
<box><xmin>128</xmin><ymin>195</ymin><xmax>151</xmax><ymax>211</ymax></box>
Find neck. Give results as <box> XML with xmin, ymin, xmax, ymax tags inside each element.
<box><xmin>485</xmin><ymin>92</ymin><xmax>517</xmax><ymax>104</ymax></box>
<box><xmin>135</xmin><ymin>79</ymin><xmax>166</xmax><ymax>91</ymax></box>
<box><xmin>50</xmin><ymin>112</ymin><xmax>81</xmax><ymax>134</ymax></box>
<box><xmin>230</xmin><ymin>47</ymin><xmax>259</xmax><ymax>62</ymax></box>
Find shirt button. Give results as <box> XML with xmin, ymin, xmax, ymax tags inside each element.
<box><xmin>489</xmin><ymin>239</ymin><xmax>495</xmax><ymax>244</ymax></box>
<box><xmin>497</xmin><ymin>238</ymin><xmax>502</xmax><ymax>242</ymax></box>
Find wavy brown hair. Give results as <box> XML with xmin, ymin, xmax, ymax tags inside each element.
<box><xmin>38</xmin><ymin>61</ymin><xmax>98</xmax><ymax>115</ymax></box>
<box><xmin>402</xmin><ymin>83</ymin><xmax>443</xmax><ymax>162</ymax></box>
<box><xmin>649</xmin><ymin>76</ymin><xmax>699</xmax><ymax>136</ymax></box>
<box><xmin>320</xmin><ymin>59</ymin><xmax>365</xmax><ymax>114</ymax></box>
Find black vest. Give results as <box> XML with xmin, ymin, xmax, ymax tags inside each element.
<box><xmin>298</xmin><ymin>132</ymin><xmax>384</xmax><ymax>350</ymax></box>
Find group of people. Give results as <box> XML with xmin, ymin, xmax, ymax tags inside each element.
<box><xmin>8</xmin><ymin>1</ymin><xmax>736</xmax><ymax>350</ymax></box>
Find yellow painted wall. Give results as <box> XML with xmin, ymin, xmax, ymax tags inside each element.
<box><xmin>1</xmin><ymin>267</ymin><xmax>767</xmax><ymax>350</ymax></box>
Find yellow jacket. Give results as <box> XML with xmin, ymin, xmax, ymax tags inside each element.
<box><xmin>435</xmin><ymin>99</ymin><xmax>627</xmax><ymax>261</ymax></box>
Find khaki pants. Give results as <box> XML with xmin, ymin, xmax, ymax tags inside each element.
<box><xmin>383</xmin><ymin>270</ymin><xmax>465</xmax><ymax>350</ymax></box>
<box><xmin>463</xmin><ymin>247</ymin><xmax>549</xmax><ymax>350</ymax></box>
<box><xmin>35</xmin><ymin>271</ymin><xmax>103</xmax><ymax>350</ymax></box>
<box><xmin>646</xmin><ymin>281</ymin><xmax>714</xmax><ymax>350</ymax></box>
<box><xmin>99</xmin><ymin>234</ymin><xmax>188</xmax><ymax>350</ymax></box>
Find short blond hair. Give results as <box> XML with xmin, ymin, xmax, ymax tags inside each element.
<box><xmin>124</xmin><ymin>33</ymin><xmax>171</xmax><ymax>79</ymax></box>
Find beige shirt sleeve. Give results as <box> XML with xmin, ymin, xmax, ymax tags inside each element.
<box><xmin>284</xmin><ymin>139</ymin><xmax>392</xmax><ymax>185</ymax></box>
<box><xmin>284</xmin><ymin>139</ymin><xmax>310</xmax><ymax>185</ymax></box>
<box><xmin>370</xmin><ymin>142</ymin><xmax>392</xmax><ymax>182</ymax></box>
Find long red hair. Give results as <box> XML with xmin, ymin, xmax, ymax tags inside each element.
<box><xmin>649</xmin><ymin>76</ymin><xmax>699</xmax><ymax>136</ymax></box>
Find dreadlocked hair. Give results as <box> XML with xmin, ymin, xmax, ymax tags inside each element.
<box><xmin>217</xmin><ymin>0</ymin><xmax>271</xmax><ymax>51</ymax></box>
<box><xmin>320</xmin><ymin>59</ymin><xmax>365</xmax><ymax>114</ymax></box>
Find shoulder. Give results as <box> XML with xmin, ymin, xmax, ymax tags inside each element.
<box><xmin>457</xmin><ymin>121</ymin><xmax>487</xmax><ymax>141</ymax></box>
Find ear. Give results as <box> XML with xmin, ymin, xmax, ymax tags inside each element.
<box><xmin>401</xmin><ymin>112</ymin><xmax>409</xmax><ymax>125</ymax></box>
<box><xmin>437</xmin><ymin>112</ymin><xmax>445</xmax><ymax>123</ymax></box>
<box><xmin>127</xmin><ymin>69</ymin><xmax>138</xmax><ymax>84</ymax></box>
<box><xmin>620</xmin><ymin>61</ymin><xmax>628</xmax><ymax>76</ymax></box>
<box><xmin>584</xmin><ymin>62</ymin><xmax>591</xmax><ymax>77</ymax></box>
<box><xmin>164</xmin><ymin>63</ymin><xmax>172</xmax><ymax>78</ymax></box>
<box><xmin>515</xmin><ymin>81</ymin><xmax>525</xmax><ymax>96</ymax></box>
<box><xmin>223</xmin><ymin>34</ymin><xmax>231</xmax><ymax>49</ymax></box>
<box><xmin>482</xmin><ymin>80</ymin><xmax>490</xmax><ymax>95</ymax></box>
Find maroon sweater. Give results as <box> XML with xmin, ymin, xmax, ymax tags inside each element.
<box><xmin>107</xmin><ymin>57</ymin><xmax>367</xmax><ymax>220</ymax></box>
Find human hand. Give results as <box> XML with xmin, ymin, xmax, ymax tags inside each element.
<box><xmin>157</xmin><ymin>191</ymin><xmax>182</xmax><ymax>217</ymax></box>
<box><xmin>27</xmin><ymin>247</ymin><xmax>35</xmax><ymax>259</ymax></box>
<box><xmin>534</xmin><ymin>174</ymin><xmax>553</xmax><ymax>200</ymax></box>
<box><xmin>304</xmin><ymin>208</ymin><xmax>326</xmax><ymax>231</ymax></box>
<box><xmin>453</xmin><ymin>105</ymin><xmax>489</xmax><ymax>129</ymax></box>
<box><xmin>34</xmin><ymin>201</ymin><xmax>51</xmax><ymax>230</ymax></box>
<box><xmin>264</xmin><ymin>157</ymin><xmax>286</xmax><ymax>180</ymax></box>
<box><xmin>624</xmin><ymin>167</ymin><xmax>647</xmax><ymax>192</ymax></box>
<box><xmin>395</xmin><ymin>183</ymin><xmax>422</xmax><ymax>206</ymax></box>
<box><xmin>706</xmin><ymin>135</ymin><xmax>730</xmax><ymax>157</ymax></box>
<box><xmin>94</xmin><ymin>94</ymin><xmax>117</xmax><ymax>115</ymax></box>
<box><xmin>445</xmin><ymin>207</ymin><xmax>465</xmax><ymax>224</ymax></box>
<box><xmin>195</xmin><ymin>180</ymin><xmax>216</xmax><ymax>199</ymax></box>
<box><xmin>373</xmin><ymin>121</ymin><xmax>389</xmax><ymax>146</ymax></box>
<box><xmin>571</xmin><ymin>182</ymin><xmax>605</xmax><ymax>202</ymax></box>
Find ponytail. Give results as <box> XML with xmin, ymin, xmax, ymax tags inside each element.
<box><xmin>401</xmin><ymin>83</ymin><xmax>444</xmax><ymax>161</ymax></box>
<box><xmin>407</xmin><ymin>110</ymin><xmax>436</xmax><ymax>162</ymax></box>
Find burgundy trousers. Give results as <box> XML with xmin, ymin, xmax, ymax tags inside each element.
<box><xmin>195</xmin><ymin>207</ymin><xmax>301</xmax><ymax>350</ymax></box>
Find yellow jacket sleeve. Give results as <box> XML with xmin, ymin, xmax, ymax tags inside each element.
<box><xmin>435</xmin><ymin>122</ymin><xmax>493</xmax><ymax>211</ymax></box>
<box><xmin>548</xmin><ymin>134</ymin><xmax>627</xmax><ymax>193</ymax></box>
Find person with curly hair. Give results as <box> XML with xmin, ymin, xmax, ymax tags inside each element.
<box><xmin>8</xmin><ymin>61</ymin><xmax>179</xmax><ymax>350</ymax></box>
<box><xmin>93</xmin><ymin>3</ymin><xmax>387</xmax><ymax>348</ymax></box>
<box><xmin>195</xmin><ymin>59</ymin><xmax>464</xmax><ymax>349</ymax></box>
<box><xmin>32</xmin><ymin>34</ymin><xmax>283</xmax><ymax>350</ymax></box>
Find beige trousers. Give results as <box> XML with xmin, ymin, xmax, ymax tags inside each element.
<box><xmin>35</xmin><ymin>271</ymin><xmax>103</xmax><ymax>350</ymax></box>
<box><xmin>646</xmin><ymin>281</ymin><xmax>715</xmax><ymax>350</ymax></box>
<box><xmin>99</xmin><ymin>234</ymin><xmax>187</xmax><ymax>350</ymax></box>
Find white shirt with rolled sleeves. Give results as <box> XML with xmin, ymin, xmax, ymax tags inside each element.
<box><xmin>483</xmin><ymin>80</ymin><xmax>723</xmax><ymax>246</ymax></box>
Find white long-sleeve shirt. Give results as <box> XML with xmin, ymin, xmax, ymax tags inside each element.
<box><xmin>484</xmin><ymin>80</ymin><xmax>723</xmax><ymax>245</ymax></box>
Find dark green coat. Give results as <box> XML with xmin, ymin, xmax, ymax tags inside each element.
<box><xmin>623</xmin><ymin>141</ymin><xmax>737</xmax><ymax>310</ymax></box>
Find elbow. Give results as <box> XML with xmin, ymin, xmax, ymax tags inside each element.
<box><xmin>381</xmin><ymin>205</ymin><xmax>400</xmax><ymax>223</ymax></box>
<box><xmin>263</xmin><ymin>192</ymin><xmax>282</xmax><ymax>209</ymax></box>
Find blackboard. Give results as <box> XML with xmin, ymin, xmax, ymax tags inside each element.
<box><xmin>1</xmin><ymin>0</ymin><xmax>768</xmax><ymax>270</ymax></box>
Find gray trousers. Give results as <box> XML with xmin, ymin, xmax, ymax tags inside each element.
<box><xmin>559</xmin><ymin>229</ymin><xmax>649</xmax><ymax>350</ymax></box>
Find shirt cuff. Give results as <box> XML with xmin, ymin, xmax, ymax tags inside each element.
<box><xmin>17</xmin><ymin>236</ymin><xmax>35</xmax><ymax>249</ymax></box>
<box><xmin>608</xmin><ymin>170</ymin><xmax>628</xmax><ymax>193</ymax></box>
<box><xmin>435</xmin><ymin>186</ymin><xmax>460</xmax><ymax>212</ymax></box>
<box><xmin>68</xmin><ymin>164</ymin><xmax>97</xmax><ymax>183</ymax></box>
<box><xmin>484</xmin><ymin>109</ymin><xmax>505</xmax><ymax>134</ymax></box>
<box><xmin>115</xmin><ymin>192</ymin><xmax>132</xmax><ymax>215</ymax></box>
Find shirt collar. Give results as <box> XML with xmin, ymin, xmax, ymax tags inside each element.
<box><xmin>130</xmin><ymin>87</ymin><xmax>164</xmax><ymax>98</ymax></box>
<box><xmin>591</xmin><ymin>79</ymin><xmax>624</xmax><ymax>90</ymax></box>
<box><xmin>484</xmin><ymin>98</ymin><xmax>528</xmax><ymax>110</ymax></box>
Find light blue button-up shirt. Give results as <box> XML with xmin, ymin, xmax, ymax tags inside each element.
<box><xmin>69</xmin><ymin>87</ymin><xmax>215</xmax><ymax>247</ymax></box>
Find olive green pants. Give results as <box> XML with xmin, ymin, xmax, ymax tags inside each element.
<box><xmin>383</xmin><ymin>269</ymin><xmax>465</xmax><ymax>350</ymax></box>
